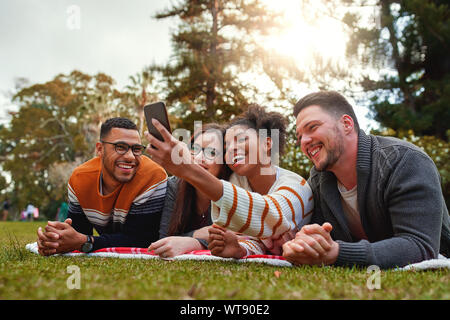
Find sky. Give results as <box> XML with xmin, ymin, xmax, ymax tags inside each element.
<box><xmin>0</xmin><ymin>0</ymin><xmax>172</xmax><ymax>122</ymax></box>
<box><xmin>0</xmin><ymin>0</ymin><xmax>374</xmax><ymax>130</ymax></box>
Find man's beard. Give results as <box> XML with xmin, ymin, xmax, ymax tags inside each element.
<box><xmin>314</xmin><ymin>126</ymin><xmax>344</xmax><ymax>172</ymax></box>
<box><xmin>102</xmin><ymin>154</ymin><xmax>137</xmax><ymax>184</ymax></box>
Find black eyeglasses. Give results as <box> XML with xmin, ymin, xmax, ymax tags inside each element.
<box><xmin>191</xmin><ymin>143</ymin><xmax>221</xmax><ymax>160</ymax></box>
<box><xmin>101</xmin><ymin>140</ymin><xmax>146</xmax><ymax>156</ymax></box>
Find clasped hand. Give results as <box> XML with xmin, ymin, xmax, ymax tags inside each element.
<box><xmin>36</xmin><ymin>218</ymin><xmax>85</xmax><ymax>256</ymax></box>
<box><xmin>282</xmin><ymin>222</ymin><xmax>339</xmax><ymax>266</ymax></box>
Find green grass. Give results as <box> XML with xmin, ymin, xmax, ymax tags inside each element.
<box><xmin>0</xmin><ymin>221</ymin><xmax>448</xmax><ymax>300</ymax></box>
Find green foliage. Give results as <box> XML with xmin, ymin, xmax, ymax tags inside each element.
<box><xmin>123</xmin><ymin>70</ymin><xmax>161</xmax><ymax>134</ymax></box>
<box><xmin>344</xmin><ymin>0</ymin><xmax>450</xmax><ymax>140</ymax></box>
<box><xmin>0</xmin><ymin>174</ymin><xmax>7</xmax><ymax>194</ymax></box>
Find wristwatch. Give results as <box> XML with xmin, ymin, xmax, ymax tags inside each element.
<box><xmin>81</xmin><ymin>235</ymin><xmax>94</xmax><ymax>253</ymax></box>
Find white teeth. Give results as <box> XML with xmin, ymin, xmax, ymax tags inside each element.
<box><xmin>232</xmin><ymin>155</ymin><xmax>245</xmax><ymax>164</ymax></box>
<box><xmin>309</xmin><ymin>146</ymin><xmax>321</xmax><ymax>157</ymax></box>
<box><xmin>118</xmin><ymin>164</ymin><xmax>133</xmax><ymax>169</ymax></box>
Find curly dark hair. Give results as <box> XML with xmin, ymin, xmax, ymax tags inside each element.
<box><xmin>227</xmin><ymin>104</ymin><xmax>288</xmax><ymax>155</ymax></box>
<box><xmin>100</xmin><ymin>117</ymin><xmax>138</xmax><ymax>139</ymax></box>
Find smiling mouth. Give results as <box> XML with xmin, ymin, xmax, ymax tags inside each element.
<box><xmin>231</xmin><ymin>154</ymin><xmax>246</xmax><ymax>166</ymax></box>
<box><xmin>308</xmin><ymin>144</ymin><xmax>322</xmax><ymax>159</ymax></box>
<box><xmin>117</xmin><ymin>163</ymin><xmax>135</xmax><ymax>170</ymax></box>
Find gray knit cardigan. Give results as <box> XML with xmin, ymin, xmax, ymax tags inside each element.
<box><xmin>309</xmin><ymin>130</ymin><xmax>450</xmax><ymax>269</ymax></box>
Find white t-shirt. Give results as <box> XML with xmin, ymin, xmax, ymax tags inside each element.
<box><xmin>26</xmin><ymin>204</ymin><xmax>35</xmax><ymax>214</ymax></box>
<box><xmin>337</xmin><ymin>181</ymin><xmax>368</xmax><ymax>240</ymax></box>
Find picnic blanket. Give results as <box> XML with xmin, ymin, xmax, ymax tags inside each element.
<box><xmin>25</xmin><ymin>242</ymin><xmax>292</xmax><ymax>267</ymax></box>
<box><xmin>25</xmin><ymin>242</ymin><xmax>450</xmax><ymax>270</ymax></box>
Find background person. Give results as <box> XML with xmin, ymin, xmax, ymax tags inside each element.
<box><xmin>26</xmin><ymin>203</ymin><xmax>35</xmax><ymax>222</ymax></box>
<box><xmin>33</xmin><ymin>206</ymin><xmax>39</xmax><ymax>220</ymax></box>
<box><xmin>57</xmin><ymin>201</ymin><xmax>69</xmax><ymax>222</ymax></box>
<box><xmin>2</xmin><ymin>198</ymin><xmax>10</xmax><ymax>221</ymax></box>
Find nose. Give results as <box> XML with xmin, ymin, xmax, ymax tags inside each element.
<box><xmin>301</xmin><ymin>134</ymin><xmax>312</xmax><ymax>144</ymax></box>
<box><xmin>193</xmin><ymin>149</ymin><xmax>206</xmax><ymax>164</ymax></box>
<box><xmin>224</xmin><ymin>147</ymin><xmax>234</xmax><ymax>165</ymax></box>
<box><xmin>300</xmin><ymin>134</ymin><xmax>312</xmax><ymax>151</ymax></box>
<box><xmin>122</xmin><ymin>148</ymin><xmax>136</xmax><ymax>160</ymax></box>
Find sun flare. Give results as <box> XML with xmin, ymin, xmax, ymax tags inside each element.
<box><xmin>261</xmin><ymin>0</ymin><xmax>348</xmax><ymax>67</ymax></box>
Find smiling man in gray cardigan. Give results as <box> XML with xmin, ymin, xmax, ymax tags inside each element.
<box><xmin>283</xmin><ymin>91</ymin><xmax>450</xmax><ymax>269</ymax></box>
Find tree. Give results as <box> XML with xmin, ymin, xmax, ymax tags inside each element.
<box><xmin>338</xmin><ymin>0</ymin><xmax>450</xmax><ymax>140</ymax></box>
<box><xmin>0</xmin><ymin>174</ymin><xmax>7</xmax><ymax>195</ymax></box>
<box><xmin>78</xmin><ymin>72</ymin><xmax>136</xmax><ymax>153</ymax></box>
<box><xmin>151</xmin><ymin>0</ymin><xmax>302</xmax><ymax>129</ymax></box>
<box><xmin>123</xmin><ymin>70</ymin><xmax>161</xmax><ymax>134</ymax></box>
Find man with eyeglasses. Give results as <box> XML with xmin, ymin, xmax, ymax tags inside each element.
<box><xmin>36</xmin><ymin>117</ymin><xmax>167</xmax><ymax>255</ymax></box>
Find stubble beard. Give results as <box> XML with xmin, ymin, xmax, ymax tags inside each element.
<box><xmin>102</xmin><ymin>153</ymin><xmax>137</xmax><ymax>184</ymax></box>
<box><xmin>314</xmin><ymin>126</ymin><xmax>344</xmax><ymax>172</ymax></box>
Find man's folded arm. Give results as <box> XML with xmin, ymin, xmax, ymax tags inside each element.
<box><xmin>68</xmin><ymin>202</ymin><xmax>93</xmax><ymax>236</ymax></box>
<box><xmin>91</xmin><ymin>198</ymin><xmax>165</xmax><ymax>251</ymax></box>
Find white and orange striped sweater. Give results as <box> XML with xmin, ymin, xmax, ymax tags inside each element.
<box><xmin>211</xmin><ymin>166</ymin><xmax>314</xmax><ymax>256</ymax></box>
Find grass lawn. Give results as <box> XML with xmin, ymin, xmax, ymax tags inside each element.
<box><xmin>0</xmin><ymin>221</ymin><xmax>448</xmax><ymax>300</ymax></box>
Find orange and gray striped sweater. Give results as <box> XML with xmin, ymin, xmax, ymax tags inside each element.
<box><xmin>67</xmin><ymin>156</ymin><xmax>167</xmax><ymax>250</ymax></box>
<box><xmin>211</xmin><ymin>166</ymin><xmax>314</xmax><ymax>256</ymax></box>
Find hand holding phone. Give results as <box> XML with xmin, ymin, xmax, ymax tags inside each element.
<box><xmin>144</xmin><ymin>102</ymin><xmax>172</xmax><ymax>142</ymax></box>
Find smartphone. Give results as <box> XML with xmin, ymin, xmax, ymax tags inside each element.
<box><xmin>144</xmin><ymin>102</ymin><xmax>172</xmax><ymax>142</ymax></box>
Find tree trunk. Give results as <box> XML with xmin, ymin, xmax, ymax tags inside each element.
<box><xmin>205</xmin><ymin>0</ymin><xmax>218</xmax><ymax>118</ymax></box>
<box><xmin>380</xmin><ymin>0</ymin><xmax>416</xmax><ymax>113</ymax></box>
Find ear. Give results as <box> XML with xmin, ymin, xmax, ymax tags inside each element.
<box><xmin>95</xmin><ymin>142</ymin><xmax>103</xmax><ymax>157</ymax></box>
<box><xmin>340</xmin><ymin>115</ymin><xmax>354</xmax><ymax>134</ymax></box>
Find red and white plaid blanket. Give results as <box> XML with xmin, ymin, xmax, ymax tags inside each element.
<box><xmin>25</xmin><ymin>242</ymin><xmax>292</xmax><ymax>267</ymax></box>
<box><xmin>25</xmin><ymin>242</ymin><xmax>450</xmax><ymax>270</ymax></box>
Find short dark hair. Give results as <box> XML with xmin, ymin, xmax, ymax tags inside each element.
<box><xmin>228</xmin><ymin>104</ymin><xmax>288</xmax><ymax>155</ymax></box>
<box><xmin>293</xmin><ymin>91</ymin><xmax>360</xmax><ymax>132</ymax></box>
<box><xmin>100</xmin><ymin>117</ymin><xmax>138</xmax><ymax>139</ymax></box>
